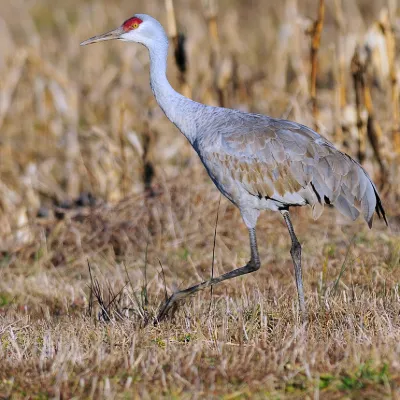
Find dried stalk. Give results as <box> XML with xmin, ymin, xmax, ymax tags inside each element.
<box><xmin>165</xmin><ymin>0</ymin><xmax>177</xmax><ymax>39</ymax></box>
<box><xmin>331</xmin><ymin>44</ymin><xmax>343</xmax><ymax>145</ymax></box>
<box><xmin>351</xmin><ymin>47</ymin><xmax>367</xmax><ymax>163</ymax></box>
<box><xmin>351</xmin><ymin>46</ymin><xmax>386</xmax><ymax>179</ymax></box>
<box><xmin>309</xmin><ymin>0</ymin><xmax>325</xmax><ymax>130</ymax></box>
<box><xmin>142</xmin><ymin>120</ymin><xmax>155</xmax><ymax>196</ymax></box>
<box><xmin>118</xmin><ymin>103</ymin><xmax>128</xmax><ymax>197</ymax></box>
<box><xmin>333</xmin><ymin>0</ymin><xmax>347</xmax><ymax>109</ymax></box>
<box><xmin>216</xmin><ymin>57</ymin><xmax>233</xmax><ymax>108</ymax></box>
<box><xmin>203</xmin><ymin>0</ymin><xmax>224</xmax><ymax>106</ymax></box>
<box><xmin>142</xmin><ymin>119</ymin><xmax>156</xmax><ymax>238</ymax></box>
<box><xmin>276</xmin><ymin>0</ymin><xmax>307</xmax><ymax>93</ymax></box>
<box><xmin>333</xmin><ymin>0</ymin><xmax>346</xmax><ymax>144</ymax></box>
<box><xmin>165</xmin><ymin>0</ymin><xmax>191</xmax><ymax>98</ymax></box>
<box><xmin>380</xmin><ymin>7</ymin><xmax>400</xmax><ymax>155</ymax></box>
<box><xmin>364</xmin><ymin>72</ymin><xmax>387</xmax><ymax>180</ymax></box>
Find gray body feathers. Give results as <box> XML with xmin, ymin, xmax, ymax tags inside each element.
<box><xmin>189</xmin><ymin>106</ymin><xmax>387</xmax><ymax>228</ymax></box>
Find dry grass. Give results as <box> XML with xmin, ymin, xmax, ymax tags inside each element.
<box><xmin>1</xmin><ymin>0</ymin><xmax>400</xmax><ymax>398</ymax></box>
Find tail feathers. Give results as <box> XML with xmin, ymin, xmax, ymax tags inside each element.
<box><xmin>361</xmin><ymin>179</ymin><xmax>376</xmax><ymax>227</ymax></box>
<box><xmin>308</xmin><ymin>168</ymin><xmax>387</xmax><ymax>228</ymax></box>
<box><xmin>372</xmin><ymin>185</ymin><xmax>388</xmax><ymax>227</ymax></box>
<box><xmin>359</xmin><ymin>174</ymin><xmax>388</xmax><ymax>228</ymax></box>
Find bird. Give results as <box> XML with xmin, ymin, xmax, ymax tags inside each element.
<box><xmin>81</xmin><ymin>14</ymin><xmax>388</xmax><ymax>323</ymax></box>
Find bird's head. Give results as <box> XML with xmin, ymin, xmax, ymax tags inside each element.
<box><xmin>80</xmin><ymin>14</ymin><xmax>167</xmax><ymax>48</ymax></box>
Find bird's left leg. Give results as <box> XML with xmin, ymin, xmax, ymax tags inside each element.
<box><xmin>155</xmin><ymin>225</ymin><xmax>261</xmax><ymax>323</ymax></box>
<box><xmin>281</xmin><ymin>209</ymin><xmax>307</xmax><ymax>322</ymax></box>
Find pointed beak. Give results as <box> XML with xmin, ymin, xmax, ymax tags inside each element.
<box><xmin>80</xmin><ymin>27</ymin><xmax>124</xmax><ymax>46</ymax></box>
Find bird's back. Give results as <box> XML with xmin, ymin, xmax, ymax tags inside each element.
<box><xmin>195</xmin><ymin>107</ymin><xmax>387</xmax><ymax>227</ymax></box>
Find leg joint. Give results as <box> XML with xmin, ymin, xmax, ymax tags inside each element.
<box><xmin>249</xmin><ymin>257</ymin><xmax>261</xmax><ymax>272</ymax></box>
<box><xmin>290</xmin><ymin>239</ymin><xmax>301</xmax><ymax>259</ymax></box>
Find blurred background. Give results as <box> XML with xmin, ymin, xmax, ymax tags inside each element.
<box><xmin>0</xmin><ymin>0</ymin><xmax>399</xmax><ymax>252</ymax></box>
<box><xmin>2</xmin><ymin>3</ymin><xmax>400</xmax><ymax>397</ymax></box>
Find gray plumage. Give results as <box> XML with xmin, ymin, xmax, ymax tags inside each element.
<box><xmin>81</xmin><ymin>14</ymin><xmax>388</xmax><ymax>323</ymax></box>
<box><xmin>193</xmin><ymin>109</ymin><xmax>387</xmax><ymax>229</ymax></box>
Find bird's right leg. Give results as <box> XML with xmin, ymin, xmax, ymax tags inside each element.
<box><xmin>281</xmin><ymin>210</ymin><xmax>308</xmax><ymax>323</ymax></box>
<box><xmin>155</xmin><ymin>227</ymin><xmax>261</xmax><ymax>323</ymax></box>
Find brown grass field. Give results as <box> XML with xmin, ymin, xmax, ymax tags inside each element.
<box><xmin>1</xmin><ymin>0</ymin><xmax>400</xmax><ymax>398</ymax></box>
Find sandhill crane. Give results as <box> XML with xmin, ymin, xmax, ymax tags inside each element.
<box><xmin>81</xmin><ymin>14</ymin><xmax>388</xmax><ymax>322</ymax></box>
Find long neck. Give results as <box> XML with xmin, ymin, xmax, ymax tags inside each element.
<box><xmin>148</xmin><ymin>40</ymin><xmax>200</xmax><ymax>143</ymax></box>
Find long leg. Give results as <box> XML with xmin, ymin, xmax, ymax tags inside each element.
<box><xmin>281</xmin><ymin>210</ymin><xmax>307</xmax><ymax>322</ymax></box>
<box><xmin>155</xmin><ymin>227</ymin><xmax>261</xmax><ymax>323</ymax></box>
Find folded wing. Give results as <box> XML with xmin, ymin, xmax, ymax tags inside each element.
<box><xmin>208</xmin><ymin>117</ymin><xmax>387</xmax><ymax>228</ymax></box>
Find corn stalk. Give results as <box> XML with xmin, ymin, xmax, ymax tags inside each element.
<box><xmin>203</xmin><ymin>0</ymin><xmax>225</xmax><ymax>106</ymax></box>
<box><xmin>309</xmin><ymin>0</ymin><xmax>325</xmax><ymax>131</ymax></box>
<box><xmin>165</xmin><ymin>0</ymin><xmax>191</xmax><ymax>98</ymax></box>
<box><xmin>380</xmin><ymin>5</ymin><xmax>400</xmax><ymax>156</ymax></box>
<box><xmin>351</xmin><ymin>46</ymin><xmax>386</xmax><ymax>181</ymax></box>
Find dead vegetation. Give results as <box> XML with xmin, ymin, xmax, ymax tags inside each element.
<box><xmin>0</xmin><ymin>0</ymin><xmax>400</xmax><ymax>398</ymax></box>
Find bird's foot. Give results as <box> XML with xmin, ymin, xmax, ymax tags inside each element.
<box><xmin>154</xmin><ymin>293</ymin><xmax>177</xmax><ymax>325</ymax></box>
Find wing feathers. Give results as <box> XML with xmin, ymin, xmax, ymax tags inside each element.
<box><xmin>333</xmin><ymin>195</ymin><xmax>360</xmax><ymax>221</ymax></box>
<box><xmin>209</xmin><ymin>117</ymin><xmax>386</xmax><ymax>227</ymax></box>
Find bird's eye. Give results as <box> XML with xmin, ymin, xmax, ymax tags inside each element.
<box><xmin>122</xmin><ymin>17</ymin><xmax>143</xmax><ymax>32</ymax></box>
